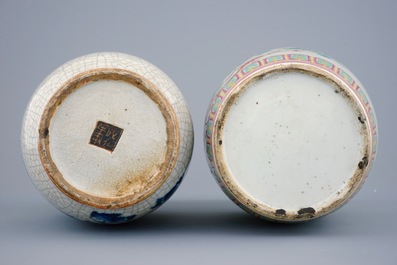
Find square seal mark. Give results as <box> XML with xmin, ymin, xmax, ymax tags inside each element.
<box><xmin>89</xmin><ymin>121</ymin><xmax>124</xmax><ymax>152</ymax></box>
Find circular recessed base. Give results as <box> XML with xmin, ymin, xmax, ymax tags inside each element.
<box><xmin>214</xmin><ymin>67</ymin><xmax>370</xmax><ymax>221</ymax></box>
<box><xmin>38</xmin><ymin>69</ymin><xmax>179</xmax><ymax>209</ymax></box>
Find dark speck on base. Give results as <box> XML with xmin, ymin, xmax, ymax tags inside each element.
<box><xmin>298</xmin><ymin>207</ymin><xmax>316</xmax><ymax>215</ymax></box>
<box><xmin>358</xmin><ymin>156</ymin><xmax>368</xmax><ymax>169</ymax></box>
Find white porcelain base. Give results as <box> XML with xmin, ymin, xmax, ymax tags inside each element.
<box><xmin>21</xmin><ymin>53</ymin><xmax>194</xmax><ymax>223</ymax></box>
<box><xmin>205</xmin><ymin>48</ymin><xmax>377</xmax><ymax>222</ymax></box>
<box><xmin>222</xmin><ymin>71</ymin><xmax>365</xmax><ymax>212</ymax></box>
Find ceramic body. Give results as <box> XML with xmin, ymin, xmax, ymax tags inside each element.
<box><xmin>21</xmin><ymin>52</ymin><xmax>193</xmax><ymax>224</ymax></box>
<box><xmin>204</xmin><ymin>48</ymin><xmax>377</xmax><ymax>222</ymax></box>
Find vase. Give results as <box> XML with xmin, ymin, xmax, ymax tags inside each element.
<box><xmin>204</xmin><ymin>48</ymin><xmax>377</xmax><ymax>222</ymax></box>
<box><xmin>21</xmin><ymin>52</ymin><xmax>194</xmax><ymax>224</ymax></box>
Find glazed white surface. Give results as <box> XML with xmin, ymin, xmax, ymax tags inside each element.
<box><xmin>49</xmin><ymin>80</ymin><xmax>167</xmax><ymax>198</ymax></box>
<box><xmin>222</xmin><ymin>71</ymin><xmax>364</xmax><ymax>210</ymax></box>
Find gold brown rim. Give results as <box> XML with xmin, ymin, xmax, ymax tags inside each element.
<box><xmin>213</xmin><ymin>62</ymin><xmax>372</xmax><ymax>221</ymax></box>
<box><xmin>38</xmin><ymin>68</ymin><xmax>180</xmax><ymax>209</ymax></box>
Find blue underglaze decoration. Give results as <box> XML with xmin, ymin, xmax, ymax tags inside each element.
<box><xmin>151</xmin><ymin>173</ymin><xmax>185</xmax><ymax>210</ymax></box>
<box><xmin>90</xmin><ymin>211</ymin><xmax>137</xmax><ymax>224</ymax></box>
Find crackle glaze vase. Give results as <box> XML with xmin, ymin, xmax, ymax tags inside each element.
<box><xmin>21</xmin><ymin>52</ymin><xmax>194</xmax><ymax>224</ymax></box>
<box><xmin>204</xmin><ymin>48</ymin><xmax>377</xmax><ymax>222</ymax></box>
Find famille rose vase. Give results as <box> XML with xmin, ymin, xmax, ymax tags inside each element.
<box><xmin>204</xmin><ymin>48</ymin><xmax>377</xmax><ymax>222</ymax></box>
<box><xmin>21</xmin><ymin>52</ymin><xmax>194</xmax><ymax>224</ymax></box>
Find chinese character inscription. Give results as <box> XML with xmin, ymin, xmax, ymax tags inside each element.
<box><xmin>89</xmin><ymin>121</ymin><xmax>124</xmax><ymax>152</ymax></box>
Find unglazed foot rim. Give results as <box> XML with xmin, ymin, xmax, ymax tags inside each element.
<box><xmin>38</xmin><ymin>68</ymin><xmax>180</xmax><ymax>209</ymax></box>
<box><xmin>205</xmin><ymin>50</ymin><xmax>377</xmax><ymax>222</ymax></box>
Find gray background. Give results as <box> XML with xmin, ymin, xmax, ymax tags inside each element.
<box><xmin>1</xmin><ymin>0</ymin><xmax>396</xmax><ymax>264</ymax></box>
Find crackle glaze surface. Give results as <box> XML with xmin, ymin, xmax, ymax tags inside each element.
<box><xmin>21</xmin><ymin>52</ymin><xmax>194</xmax><ymax>224</ymax></box>
<box><xmin>204</xmin><ymin>48</ymin><xmax>377</xmax><ymax>222</ymax></box>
